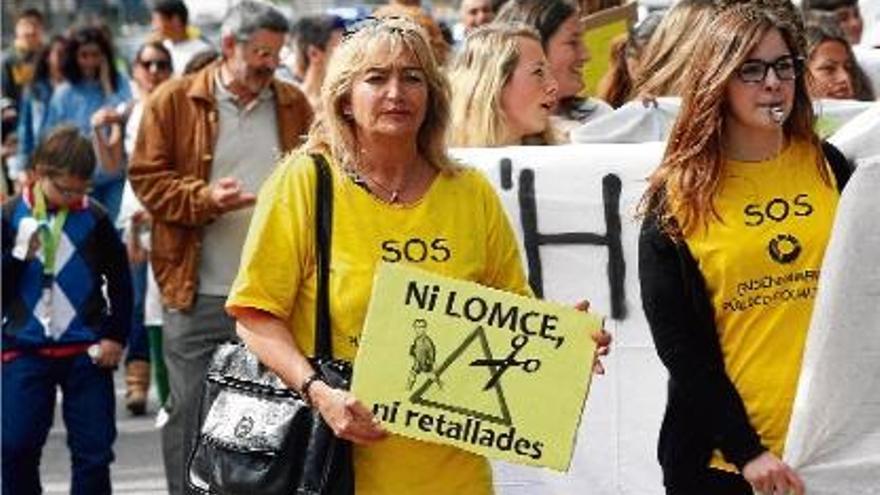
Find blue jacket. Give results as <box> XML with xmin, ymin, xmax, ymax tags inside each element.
<box><xmin>42</xmin><ymin>77</ymin><xmax>131</xmax><ymax>138</ymax></box>
<box><xmin>41</xmin><ymin>77</ymin><xmax>132</xmax><ymax>190</ymax></box>
<box><xmin>13</xmin><ymin>79</ymin><xmax>54</xmax><ymax>175</ymax></box>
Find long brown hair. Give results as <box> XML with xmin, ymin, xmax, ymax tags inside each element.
<box><xmin>640</xmin><ymin>3</ymin><xmax>824</xmax><ymax>237</ymax></box>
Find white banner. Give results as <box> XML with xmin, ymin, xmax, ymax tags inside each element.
<box><xmin>572</xmin><ymin>98</ymin><xmax>878</xmax><ymax>158</ymax></box>
<box><xmin>783</xmin><ymin>158</ymin><xmax>880</xmax><ymax>495</ymax></box>
<box><xmin>449</xmin><ymin>105</ymin><xmax>880</xmax><ymax>493</ymax></box>
<box><xmin>454</xmin><ymin>143</ymin><xmax>668</xmax><ymax>494</ymax></box>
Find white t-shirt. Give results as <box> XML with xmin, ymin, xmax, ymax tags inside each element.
<box><xmin>164</xmin><ymin>37</ymin><xmax>213</xmax><ymax>75</ymax></box>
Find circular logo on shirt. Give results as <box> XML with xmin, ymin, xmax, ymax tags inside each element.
<box><xmin>768</xmin><ymin>233</ymin><xmax>801</xmax><ymax>264</ymax></box>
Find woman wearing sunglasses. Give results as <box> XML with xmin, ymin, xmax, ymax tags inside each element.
<box><xmin>638</xmin><ymin>4</ymin><xmax>852</xmax><ymax>495</ymax></box>
<box><xmin>108</xmin><ymin>41</ymin><xmax>174</xmax><ymax>417</ymax></box>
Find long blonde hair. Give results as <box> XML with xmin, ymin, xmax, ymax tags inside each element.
<box><xmin>633</xmin><ymin>0</ymin><xmax>716</xmax><ymax>98</ymax></box>
<box><xmin>641</xmin><ymin>3</ymin><xmax>824</xmax><ymax>237</ymax></box>
<box><xmin>302</xmin><ymin>17</ymin><xmax>456</xmax><ymax>172</ymax></box>
<box><xmin>448</xmin><ymin>23</ymin><xmax>555</xmax><ymax>147</ymax></box>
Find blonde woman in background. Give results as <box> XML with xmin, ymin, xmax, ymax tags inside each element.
<box><xmin>448</xmin><ymin>23</ymin><xmax>559</xmax><ymax>146</ymax></box>
<box><xmin>494</xmin><ymin>0</ymin><xmax>612</xmax><ymax>138</ymax></box>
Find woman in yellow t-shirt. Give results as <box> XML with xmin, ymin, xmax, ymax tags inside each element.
<box><xmin>638</xmin><ymin>4</ymin><xmax>852</xmax><ymax>495</ymax></box>
<box><xmin>226</xmin><ymin>17</ymin><xmax>609</xmax><ymax>495</ymax></box>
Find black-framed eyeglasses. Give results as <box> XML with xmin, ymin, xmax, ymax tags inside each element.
<box><xmin>47</xmin><ymin>176</ymin><xmax>92</xmax><ymax>199</ymax></box>
<box><xmin>736</xmin><ymin>56</ymin><xmax>803</xmax><ymax>84</ymax></box>
<box><xmin>139</xmin><ymin>59</ymin><xmax>172</xmax><ymax>72</ymax></box>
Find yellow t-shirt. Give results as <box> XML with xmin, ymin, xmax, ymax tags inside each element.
<box><xmin>682</xmin><ymin>140</ymin><xmax>839</xmax><ymax>471</ymax></box>
<box><xmin>227</xmin><ymin>152</ymin><xmax>531</xmax><ymax>494</ymax></box>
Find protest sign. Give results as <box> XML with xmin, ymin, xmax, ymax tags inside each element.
<box><xmin>352</xmin><ymin>263</ymin><xmax>601</xmax><ymax>471</ymax></box>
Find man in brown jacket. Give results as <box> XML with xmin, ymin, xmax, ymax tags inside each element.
<box><xmin>129</xmin><ymin>2</ymin><xmax>312</xmax><ymax>493</ymax></box>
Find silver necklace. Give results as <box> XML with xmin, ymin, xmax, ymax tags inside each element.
<box><xmin>350</xmin><ymin>162</ymin><xmax>423</xmax><ymax>203</ymax></box>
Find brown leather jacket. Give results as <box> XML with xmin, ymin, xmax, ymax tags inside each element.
<box><xmin>129</xmin><ymin>63</ymin><xmax>313</xmax><ymax>310</ymax></box>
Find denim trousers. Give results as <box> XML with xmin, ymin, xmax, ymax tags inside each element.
<box><xmin>126</xmin><ymin>260</ymin><xmax>150</xmax><ymax>362</ymax></box>
<box><xmin>2</xmin><ymin>352</ymin><xmax>116</xmax><ymax>495</ymax></box>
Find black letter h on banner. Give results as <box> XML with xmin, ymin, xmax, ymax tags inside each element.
<box><xmin>500</xmin><ymin>159</ymin><xmax>626</xmax><ymax>319</ymax></box>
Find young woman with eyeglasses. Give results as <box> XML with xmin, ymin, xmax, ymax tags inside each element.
<box><xmin>638</xmin><ymin>4</ymin><xmax>853</xmax><ymax>495</ymax></box>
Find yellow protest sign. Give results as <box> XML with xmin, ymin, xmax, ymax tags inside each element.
<box><xmin>352</xmin><ymin>263</ymin><xmax>602</xmax><ymax>471</ymax></box>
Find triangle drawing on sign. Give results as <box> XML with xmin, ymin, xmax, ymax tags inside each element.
<box><xmin>410</xmin><ymin>326</ymin><xmax>512</xmax><ymax>427</ymax></box>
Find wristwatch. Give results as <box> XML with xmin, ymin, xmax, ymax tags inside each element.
<box><xmin>300</xmin><ymin>372</ymin><xmax>325</xmax><ymax>406</ymax></box>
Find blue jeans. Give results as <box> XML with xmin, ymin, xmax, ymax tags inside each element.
<box><xmin>91</xmin><ymin>171</ymin><xmax>125</xmax><ymax>222</ymax></box>
<box><xmin>2</xmin><ymin>352</ymin><xmax>116</xmax><ymax>495</ymax></box>
<box><xmin>126</xmin><ymin>261</ymin><xmax>150</xmax><ymax>362</ymax></box>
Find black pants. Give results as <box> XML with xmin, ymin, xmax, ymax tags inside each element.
<box><xmin>667</xmin><ymin>468</ymin><xmax>752</xmax><ymax>495</ymax></box>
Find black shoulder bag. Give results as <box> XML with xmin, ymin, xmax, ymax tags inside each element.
<box><xmin>187</xmin><ymin>155</ymin><xmax>354</xmax><ymax>495</ymax></box>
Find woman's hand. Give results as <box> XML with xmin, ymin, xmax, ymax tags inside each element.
<box><xmin>25</xmin><ymin>228</ymin><xmax>42</xmax><ymax>260</ymax></box>
<box><xmin>310</xmin><ymin>382</ymin><xmax>388</xmax><ymax>445</ymax></box>
<box><xmin>90</xmin><ymin>107</ymin><xmax>120</xmax><ymax>129</ymax></box>
<box><xmin>742</xmin><ymin>451</ymin><xmax>805</xmax><ymax>495</ymax></box>
<box><xmin>574</xmin><ymin>300</ymin><xmax>612</xmax><ymax>375</ymax></box>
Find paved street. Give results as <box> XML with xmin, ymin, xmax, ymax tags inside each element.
<box><xmin>40</xmin><ymin>371</ymin><xmax>168</xmax><ymax>494</ymax></box>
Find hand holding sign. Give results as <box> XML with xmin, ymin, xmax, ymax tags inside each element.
<box><xmin>575</xmin><ymin>300</ymin><xmax>612</xmax><ymax>375</ymax></box>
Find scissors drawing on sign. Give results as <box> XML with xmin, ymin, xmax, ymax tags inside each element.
<box><xmin>470</xmin><ymin>334</ymin><xmax>541</xmax><ymax>391</ymax></box>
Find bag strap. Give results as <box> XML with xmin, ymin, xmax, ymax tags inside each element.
<box><xmin>821</xmin><ymin>141</ymin><xmax>853</xmax><ymax>193</ymax></box>
<box><xmin>312</xmin><ymin>154</ymin><xmax>334</xmax><ymax>360</ymax></box>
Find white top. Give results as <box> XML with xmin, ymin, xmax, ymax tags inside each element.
<box><xmin>550</xmin><ymin>97</ymin><xmax>614</xmax><ymax>142</ymax></box>
<box><xmin>163</xmin><ymin>37</ymin><xmax>213</xmax><ymax>75</ymax></box>
<box><xmin>118</xmin><ymin>97</ymin><xmax>163</xmax><ymax>325</ymax></box>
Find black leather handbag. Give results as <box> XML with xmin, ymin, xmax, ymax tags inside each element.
<box><xmin>187</xmin><ymin>155</ymin><xmax>354</xmax><ymax>495</ymax></box>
